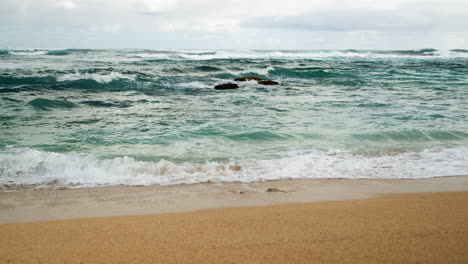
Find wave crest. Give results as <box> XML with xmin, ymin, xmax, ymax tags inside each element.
<box><xmin>57</xmin><ymin>72</ymin><xmax>135</xmax><ymax>83</ymax></box>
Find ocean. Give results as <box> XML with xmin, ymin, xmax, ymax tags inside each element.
<box><xmin>0</xmin><ymin>48</ymin><xmax>467</xmax><ymax>189</ymax></box>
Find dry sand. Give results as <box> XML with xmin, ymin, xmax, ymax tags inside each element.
<box><xmin>1</xmin><ymin>191</ymin><xmax>468</xmax><ymax>264</ymax></box>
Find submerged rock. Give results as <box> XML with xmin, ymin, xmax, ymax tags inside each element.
<box><xmin>234</xmin><ymin>76</ymin><xmax>265</xmax><ymax>82</ymax></box>
<box><xmin>258</xmin><ymin>80</ymin><xmax>279</xmax><ymax>85</ymax></box>
<box><xmin>214</xmin><ymin>83</ymin><xmax>239</xmax><ymax>90</ymax></box>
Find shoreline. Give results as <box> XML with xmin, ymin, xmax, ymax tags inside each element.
<box><xmin>1</xmin><ymin>175</ymin><xmax>468</xmax><ymax>223</ymax></box>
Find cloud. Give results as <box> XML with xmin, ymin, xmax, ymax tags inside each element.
<box><xmin>135</xmin><ymin>0</ymin><xmax>179</xmax><ymax>15</ymax></box>
<box><xmin>1</xmin><ymin>0</ymin><xmax>467</xmax><ymax>49</ymax></box>
<box><xmin>56</xmin><ymin>0</ymin><xmax>76</xmax><ymax>9</ymax></box>
<box><xmin>244</xmin><ymin>2</ymin><xmax>468</xmax><ymax>33</ymax></box>
<box><xmin>89</xmin><ymin>24</ymin><xmax>121</xmax><ymax>33</ymax></box>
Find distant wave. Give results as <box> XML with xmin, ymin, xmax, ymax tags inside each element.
<box><xmin>451</xmin><ymin>49</ymin><xmax>468</xmax><ymax>53</ymax></box>
<box><xmin>3</xmin><ymin>48</ymin><xmax>468</xmax><ymax>59</ymax></box>
<box><xmin>270</xmin><ymin>68</ymin><xmax>343</xmax><ymax>79</ymax></box>
<box><xmin>8</xmin><ymin>49</ymin><xmax>48</xmax><ymax>56</ymax></box>
<box><xmin>46</xmin><ymin>50</ymin><xmax>71</xmax><ymax>56</ymax></box>
<box><xmin>131</xmin><ymin>49</ymin><xmax>468</xmax><ymax>60</ymax></box>
<box><xmin>389</xmin><ymin>48</ymin><xmax>438</xmax><ymax>56</ymax></box>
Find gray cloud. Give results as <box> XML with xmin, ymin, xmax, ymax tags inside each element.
<box><xmin>245</xmin><ymin>12</ymin><xmax>427</xmax><ymax>32</ymax></box>
<box><xmin>1</xmin><ymin>0</ymin><xmax>467</xmax><ymax>49</ymax></box>
<box><xmin>243</xmin><ymin>5</ymin><xmax>468</xmax><ymax>33</ymax></box>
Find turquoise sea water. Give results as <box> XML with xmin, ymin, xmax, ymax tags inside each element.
<box><xmin>0</xmin><ymin>48</ymin><xmax>467</xmax><ymax>188</ymax></box>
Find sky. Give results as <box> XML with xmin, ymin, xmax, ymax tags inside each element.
<box><xmin>1</xmin><ymin>0</ymin><xmax>467</xmax><ymax>50</ymax></box>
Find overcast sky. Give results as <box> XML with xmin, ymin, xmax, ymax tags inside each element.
<box><xmin>1</xmin><ymin>0</ymin><xmax>467</xmax><ymax>50</ymax></box>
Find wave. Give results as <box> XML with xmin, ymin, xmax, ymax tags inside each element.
<box><xmin>388</xmin><ymin>48</ymin><xmax>438</xmax><ymax>56</ymax></box>
<box><xmin>127</xmin><ymin>49</ymin><xmax>468</xmax><ymax>60</ymax></box>
<box><xmin>181</xmin><ymin>51</ymin><xmax>217</xmax><ymax>56</ymax></box>
<box><xmin>0</xmin><ymin>71</ymin><xmax>136</xmax><ymax>90</ymax></box>
<box><xmin>194</xmin><ymin>65</ymin><xmax>222</xmax><ymax>72</ymax></box>
<box><xmin>175</xmin><ymin>81</ymin><xmax>212</xmax><ymax>89</ymax></box>
<box><xmin>4</xmin><ymin>48</ymin><xmax>468</xmax><ymax>60</ymax></box>
<box><xmin>80</xmin><ymin>100</ymin><xmax>132</xmax><ymax>108</ymax></box>
<box><xmin>46</xmin><ymin>50</ymin><xmax>71</xmax><ymax>56</ymax></box>
<box><xmin>0</xmin><ymin>76</ymin><xmax>56</xmax><ymax>86</ymax></box>
<box><xmin>239</xmin><ymin>66</ymin><xmax>275</xmax><ymax>76</ymax></box>
<box><xmin>57</xmin><ymin>72</ymin><xmax>135</xmax><ymax>84</ymax></box>
<box><xmin>2</xmin><ymin>48</ymin><xmax>95</xmax><ymax>56</ymax></box>
<box><xmin>28</xmin><ymin>98</ymin><xmax>77</xmax><ymax>111</ymax></box>
<box><xmin>226</xmin><ymin>131</ymin><xmax>291</xmax><ymax>141</ymax></box>
<box><xmin>132</xmin><ymin>52</ymin><xmax>176</xmax><ymax>59</ymax></box>
<box><xmin>451</xmin><ymin>49</ymin><xmax>468</xmax><ymax>53</ymax></box>
<box><xmin>3</xmin><ymin>48</ymin><xmax>84</xmax><ymax>56</ymax></box>
<box><xmin>219</xmin><ymin>66</ymin><xmax>275</xmax><ymax>79</ymax></box>
<box><xmin>65</xmin><ymin>49</ymin><xmax>93</xmax><ymax>52</ymax></box>
<box><xmin>0</xmin><ymin>147</ymin><xmax>466</xmax><ymax>189</ymax></box>
<box><xmin>8</xmin><ymin>49</ymin><xmax>48</xmax><ymax>56</ymax></box>
<box><xmin>352</xmin><ymin>130</ymin><xmax>468</xmax><ymax>142</ymax></box>
<box><xmin>270</xmin><ymin>68</ymin><xmax>343</xmax><ymax>79</ymax></box>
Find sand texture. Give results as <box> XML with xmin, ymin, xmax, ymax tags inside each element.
<box><xmin>1</xmin><ymin>191</ymin><xmax>468</xmax><ymax>264</ymax></box>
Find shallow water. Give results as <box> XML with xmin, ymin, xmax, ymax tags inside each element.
<box><xmin>1</xmin><ymin>48</ymin><xmax>467</xmax><ymax>188</ymax></box>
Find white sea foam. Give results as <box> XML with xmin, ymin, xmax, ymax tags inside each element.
<box><xmin>128</xmin><ymin>49</ymin><xmax>468</xmax><ymax>61</ymax></box>
<box><xmin>57</xmin><ymin>72</ymin><xmax>135</xmax><ymax>83</ymax></box>
<box><xmin>176</xmin><ymin>81</ymin><xmax>212</xmax><ymax>89</ymax></box>
<box><xmin>222</xmin><ymin>66</ymin><xmax>275</xmax><ymax>78</ymax></box>
<box><xmin>241</xmin><ymin>66</ymin><xmax>275</xmax><ymax>76</ymax></box>
<box><xmin>9</xmin><ymin>50</ymin><xmax>48</xmax><ymax>56</ymax></box>
<box><xmin>1</xmin><ymin>147</ymin><xmax>467</xmax><ymax>189</ymax></box>
<box><xmin>132</xmin><ymin>53</ymin><xmax>173</xmax><ymax>59</ymax></box>
<box><xmin>432</xmin><ymin>50</ymin><xmax>468</xmax><ymax>58</ymax></box>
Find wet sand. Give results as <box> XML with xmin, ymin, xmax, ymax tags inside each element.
<box><xmin>1</xmin><ymin>191</ymin><xmax>468</xmax><ymax>264</ymax></box>
<box><xmin>2</xmin><ymin>176</ymin><xmax>468</xmax><ymax>223</ymax></box>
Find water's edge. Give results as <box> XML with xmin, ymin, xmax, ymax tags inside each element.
<box><xmin>1</xmin><ymin>176</ymin><xmax>468</xmax><ymax>223</ymax></box>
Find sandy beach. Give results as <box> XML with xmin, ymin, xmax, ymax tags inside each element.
<box><xmin>1</xmin><ymin>191</ymin><xmax>468</xmax><ymax>263</ymax></box>
<box><xmin>1</xmin><ymin>177</ymin><xmax>468</xmax><ymax>263</ymax></box>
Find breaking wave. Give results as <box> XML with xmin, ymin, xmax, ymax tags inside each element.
<box><xmin>46</xmin><ymin>50</ymin><xmax>71</xmax><ymax>56</ymax></box>
<box><xmin>57</xmin><ymin>72</ymin><xmax>135</xmax><ymax>83</ymax></box>
<box><xmin>0</xmin><ymin>147</ymin><xmax>467</xmax><ymax>189</ymax></box>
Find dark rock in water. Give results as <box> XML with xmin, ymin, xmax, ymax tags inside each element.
<box><xmin>234</xmin><ymin>76</ymin><xmax>264</xmax><ymax>82</ymax></box>
<box><xmin>214</xmin><ymin>83</ymin><xmax>239</xmax><ymax>90</ymax></box>
<box><xmin>258</xmin><ymin>80</ymin><xmax>279</xmax><ymax>85</ymax></box>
